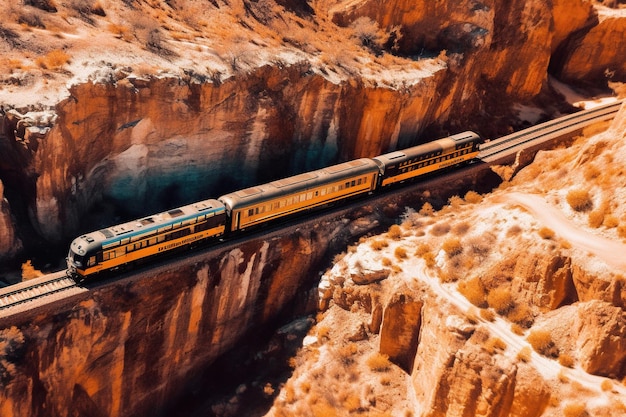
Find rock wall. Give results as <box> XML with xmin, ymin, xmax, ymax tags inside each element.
<box><xmin>1</xmin><ymin>0</ymin><xmax>625</xmax><ymax>265</ymax></box>
<box><xmin>0</xmin><ymin>213</ymin><xmax>349</xmax><ymax>417</ymax></box>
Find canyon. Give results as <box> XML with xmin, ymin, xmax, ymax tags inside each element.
<box><xmin>0</xmin><ymin>0</ymin><xmax>625</xmax><ymax>416</ymax></box>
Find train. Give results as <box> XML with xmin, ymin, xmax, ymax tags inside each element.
<box><xmin>66</xmin><ymin>131</ymin><xmax>481</xmax><ymax>279</ymax></box>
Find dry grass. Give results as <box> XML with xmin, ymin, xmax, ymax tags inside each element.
<box><xmin>394</xmin><ymin>246</ymin><xmax>407</xmax><ymax>260</ymax></box>
<box><xmin>441</xmin><ymin>237</ymin><xmax>462</xmax><ymax>257</ymax></box>
<box><xmin>558</xmin><ymin>353</ymin><xmax>575</xmax><ymax>368</ymax></box>
<box><xmin>430</xmin><ymin>222</ymin><xmax>451</xmax><ymax>236</ymax></box>
<box><xmin>366</xmin><ymin>352</ymin><xmax>392</xmax><ymax>372</ymax></box>
<box><xmin>370</xmin><ymin>239</ymin><xmax>389</xmax><ymax>251</ymax></box>
<box><xmin>484</xmin><ymin>337</ymin><xmax>507</xmax><ymax>353</ymax></box>
<box><xmin>506</xmin><ymin>303</ymin><xmax>534</xmax><ymax>328</ymax></box>
<box><xmin>464</xmin><ymin>190</ymin><xmax>483</xmax><ymax>204</ymax></box>
<box><xmin>419</xmin><ymin>202</ymin><xmax>434</xmax><ymax>216</ymax></box>
<box><xmin>458</xmin><ymin>277</ymin><xmax>487</xmax><ymax>307</ymax></box>
<box><xmin>486</xmin><ymin>286</ymin><xmax>514</xmax><ymax>314</ymax></box>
<box><xmin>566</xmin><ymin>189</ymin><xmax>593</xmax><ymax>212</ymax></box>
<box><xmin>538</xmin><ymin>226</ymin><xmax>555</xmax><ymax>240</ymax></box>
<box><xmin>21</xmin><ymin>260</ymin><xmax>43</xmax><ymax>280</ymax></box>
<box><xmin>387</xmin><ymin>224</ymin><xmax>403</xmax><ymax>240</ymax></box>
<box><xmin>527</xmin><ymin>329</ymin><xmax>556</xmax><ymax>357</ymax></box>
<box><xmin>517</xmin><ymin>346</ymin><xmax>532</xmax><ymax>362</ymax></box>
<box><xmin>35</xmin><ymin>49</ymin><xmax>70</xmax><ymax>69</ymax></box>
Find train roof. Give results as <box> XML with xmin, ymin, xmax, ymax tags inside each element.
<box><xmin>69</xmin><ymin>198</ymin><xmax>226</xmax><ymax>255</ymax></box>
<box><xmin>219</xmin><ymin>158</ymin><xmax>380</xmax><ymax>210</ymax></box>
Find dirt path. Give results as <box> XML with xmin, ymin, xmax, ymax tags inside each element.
<box><xmin>506</xmin><ymin>192</ymin><xmax>626</xmax><ymax>270</ymax></box>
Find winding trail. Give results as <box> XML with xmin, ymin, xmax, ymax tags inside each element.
<box><xmin>506</xmin><ymin>192</ymin><xmax>626</xmax><ymax>270</ymax></box>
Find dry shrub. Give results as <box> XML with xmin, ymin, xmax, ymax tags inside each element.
<box><xmin>464</xmin><ymin>190</ymin><xmax>483</xmax><ymax>204</ymax></box>
<box><xmin>467</xmin><ymin>235</ymin><xmax>492</xmax><ymax>258</ymax></box>
<box><xmin>422</xmin><ymin>251</ymin><xmax>436</xmax><ymax>268</ymax></box>
<box><xmin>452</xmin><ymin>221</ymin><xmax>471</xmax><ymax>235</ymax></box>
<box><xmin>21</xmin><ymin>260</ymin><xmax>43</xmax><ymax>280</ymax></box>
<box><xmin>558</xmin><ymin>353</ymin><xmax>575</xmax><ymax>368</ymax></box>
<box><xmin>566</xmin><ymin>189</ymin><xmax>593</xmax><ymax>212</ymax></box>
<box><xmin>506</xmin><ymin>225</ymin><xmax>522</xmax><ymax>237</ymax></box>
<box><xmin>538</xmin><ymin>227</ymin><xmax>555</xmax><ymax>240</ymax></box>
<box><xmin>583</xmin><ymin>164</ymin><xmax>601</xmax><ymax>181</ymax></box>
<box><xmin>338</xmin><ymin>343</ymin><xmax>359</xmax><ymax>365</ymax></box>
<box><xmin>511</xmin><ymin>323</ymin><xmax>525</xmax><ymax>335</ymax></box>
<box><xmin>419</xmin><ymin>202</ymin><xmax>434</xmax><ymax>216</ymax></box>
<box><xmin>484</xmin><ymin>337</ymin><xmax>507</xmax><ymax>353</ymax></box>
<box><xmin>387</xmin><ymin>224</ymin><xmax>402</xmax><ymax>240</ymax></box>
<box><xmin>601</xmin><ymin>379</ymin><xmax>613</xmax><ymax>392</ymax></box>
<box><xmin>618</xmin><ymin>223</ymin><xmax>626</xmax><ymax>239</ymax></box>
<box><xmin>517</xmin><ymin>346</ymin><xmax>532</xmax><ymax>362</ymax></box>
<box><xmin>588</xmin><ymin>209</ymin><xmax>605</xmax><ymax>228</ymax></box>
<box><xmin>442</xmin><ymin>237</ymin><xmax>462</xmax><ymax>257</ymax></box>
<box><xmin>486</xmin><ymin>286</ymin><xmax>514</xmax><ymax>314</ymax></box>
<box><xmin>370</xmin><ymin>239</ymin><xmax>388</xmax><ymax>251</ymax></box>
<box><xmin>506</xmin><ymin>303</ymin><xmax>534</xmax><ymax>328</ymax></box>
<box><xmin>603</xmin><ymin>215</ymin><xmax>619</xmax><ymax>228</ymax></box>
<box><xmin>36</xmin><ymin>49</ymin><xmax>70</xmax><ymax>69</ymax></box>
<box><xmin>527</xmin><ymin>329</ymin><xmax>556</xmax><ymax>357</ymax></box>
<box><xmin>563</xmin><ymin>402</ymin><xmax>587</xmax><ymax>417</ymax></box>
<box><xmin>366</xmin><ymin>352</ymin><xmax>391</xmax><ymax>372</ymax></box>
<box><xmin>381</xmin><ymin>257</ymin><xmax>392</xmax><ymax>267</ymax></box>
<box><xmin>448</xmin><ymin>195</ymin><xmax>464</xmax><ymax>208</ymax></box>
<box><xmin>480</xmin><ymin>308</ymin><xmax>495</xmax><ymax>321</ymax></box>
<box><xmin>108</xmin><ymin>23</ymin><xmax>132</xmax><ymax>41</ymax></box>
<box><xmin>394</xmin><ymin>246</ymin><xmax>407</xmax><ymax>260</ymax></box>
<box><xmin>458</xmin><ymin>277</ymin><xmax>487</xmax><ymax>307</ymax></box>
<box><xmin>414</xmin><ymin>243</ymin><xmax>431</xmax><ymax>257</ymax></box>
<box><xmin>430</xmin><ymin>222</ymin><xmax>450</xmax><ymax>236</ymax></box>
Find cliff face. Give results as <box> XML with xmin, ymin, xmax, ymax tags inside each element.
<box><xmin>25</xmin><ymin>65</ymin><xmax>445</xmax><ymax>242</ymax></box>
<box><xmin>1</xmin><ymin>0</ymin><xmax>625</xmax><ymax>266</ymax></box>
<box><xmin>0</xmin><ymin>213</ymin><xmax>350</xmax><ymax>417</ymax></box>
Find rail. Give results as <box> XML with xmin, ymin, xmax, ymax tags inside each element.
<box><xmin>478</xmin><ymin>100</ymin><xmax>622</xmax><ymax>160</ymax></box>
<box><xmin>0</xmin><ymin>273</ymin><xmax>78</xmax><ymax>311</ymax></box>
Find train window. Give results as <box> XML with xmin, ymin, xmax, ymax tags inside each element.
<box><xmin>351</xmin><ymin>180</ymin><xmax>356</xmax><ymax>187</ymax></box>
<box><xmin>248</xmin><ymin>209</ymin><xmax>254</xmax><ymax>216</ymax></box>
<box><xmin>307</xmin><ymin>192</ymin><xmax>313</xmax><ymax>200</ymax></box>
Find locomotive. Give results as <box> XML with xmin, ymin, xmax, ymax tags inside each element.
<box><xmin>66</xmin><ymin>131</ymin><xmax>480</xmax><ymax>279</ymax></box>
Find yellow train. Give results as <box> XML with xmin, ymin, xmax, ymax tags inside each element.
<box><xmin>67</xmin><ymin>131</ymin><xmax>480</xmax><ymax>279</ymax></box>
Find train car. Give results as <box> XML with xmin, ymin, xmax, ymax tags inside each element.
<box><xmin>372</xmin><ymin>131</ymin><xmax>481</xmax><ymax>187</ymax></box>
<box><xmin>219</xmin><ymin>158</ymin><xmax>380</xmax><ymax>232</ymax></box>
<box><xmin>66</xmin><ymin>199</ymin><xmax>227</xmax><ymax>279</ymax></box>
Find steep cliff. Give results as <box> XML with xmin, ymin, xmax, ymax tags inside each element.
<box><xmin>266</xmin><ymin>103</ymin><xmax>626</xmax><ymax>416</ymax></box>
<box><xmin>1</xmin><ymin>0</ymin><xmax>625</xmax><ymax>269</ymax></box>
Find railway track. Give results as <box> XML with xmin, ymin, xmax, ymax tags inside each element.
<box><xmin>478</xmin><ymin>100</ymin><xmax>622</xmax><ymax>161</ymax></box>
<box><xmin>0</xmin><ymin>98</ymin><xmax>622</xmax><ymax>314</ymax></box>
<box><xmin>0</xmin><ymin>272</ymin><xmax>79</xmax><ymax>312</ymax></box>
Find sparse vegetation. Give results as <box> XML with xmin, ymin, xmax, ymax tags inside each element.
<box><xmin>527</xmin><ymin>329</ymin><xmax>557</xmax><ymax>357</ymax></box>
<box><xmin>366</xmin><ymin>352</ymin><xmax>392</xmax><ymax>372</ymax></box>
<box><xmin>486</xmin><ymin>286</ymin><xmax>514</xmax><ymax>314</ymax></box>
<box><xmin>517</xmin><ymin>346</ymin><xmax>532</xmax><ymax>362</ymax></box>
<box><xmin>458</xmin><ymin>277</ymin><xmax>487</xmax><ymax>307</ymax></box>
<box><xmin>538</xmin><ymin>226</ymin><xmax>555</xmax><ymax>240</ymax></box>
<box><xmin>21</xmin><ymin>260</ymin><xmax>43</xmax><ymax>280</ymax></box>
<box><xmin>394</xmin><ymin>246</ymin><xmax>407</xmax><ymax>260</ymax></box>
<box><xmin>566</xmin><ymin>189</ymin><xmax>593</xmax><ymax>212</ymax></box>
<box><xmin>484</xmin><ymin>337</ymin><xmax>507</xmax><ymax>353</ymax></box>
<box><xmin>370</xmin><ymin>239</ymin><xmax>389</xmax><ymax>251</ymax></box>
<box><xmin>35</xmin><ymin>49</ymin><xmax>70</xmax><ymax>69</ymax></box>
<box><xmin>442</xmin><ymin>237</ymin><xmax>462</xmax><ymax>257</ymax></box>
<box><xmin>387</xmin><ymin>224</ymin><xmax>403</xmax><ymax>240</ymax></box>
<box><xmin>558</xmin><ymin>353</ymin><xmax>575</xmax><ymax>368</ymax></box>
<box><xmin>464</xmin><ymin>190</ymin><xmax>483</xmax><ymax>204</ymax></box>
